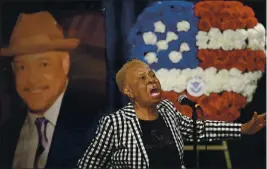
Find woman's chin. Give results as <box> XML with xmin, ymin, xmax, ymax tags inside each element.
<box><xmin>149</xmin><ymin>96</ymin><xmax>162</xmax><ymax>104</ymax></box>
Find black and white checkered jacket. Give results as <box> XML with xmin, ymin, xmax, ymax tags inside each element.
<box><xmin>77</xmin><ymin>99</ymin><xmax>241</xmax><ymax>169</ymax></box>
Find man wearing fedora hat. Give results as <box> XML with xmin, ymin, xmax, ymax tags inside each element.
<box><xmin>0</xmin><ymin>11</ymin><xmax>103</xmax><ymax>168</ymax></box>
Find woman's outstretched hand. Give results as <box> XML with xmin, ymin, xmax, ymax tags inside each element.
<box><xmin>241</xmin><ymin>112</ymin><xmax>266</xmax><ymax>135</ymax></box>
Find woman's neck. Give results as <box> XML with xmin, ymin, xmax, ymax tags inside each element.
<box><xmin>133</xmin><ymin>101</ymin><xmax>158</xmax><ymax>120</ymax></box>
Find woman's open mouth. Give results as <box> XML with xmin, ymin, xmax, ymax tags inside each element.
<box><xmin>149</xmin><ymin>87</ymin><xmax>161</xmax><ymax>98</ymax></box>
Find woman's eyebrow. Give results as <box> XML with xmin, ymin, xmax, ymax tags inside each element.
<box><xmin>137</xmin><ymin>72</ymin><xmax>146</xmax><ymax>76</ymax></box>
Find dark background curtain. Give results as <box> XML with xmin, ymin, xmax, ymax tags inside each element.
<box><xmin>103</xmin><ymin>0</ymin><xmax>160</xmax><ymax>112</ymax></box>
<box><xmin>102</xmin><ymin>0</ymin><xmax>137</xmax><ymax>113</ymax></box>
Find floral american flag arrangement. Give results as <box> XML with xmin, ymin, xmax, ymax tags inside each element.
<box><xmin>127</xmin><ymin>0</ymin><xmax>266</xmax><ymax>122</ymax></box>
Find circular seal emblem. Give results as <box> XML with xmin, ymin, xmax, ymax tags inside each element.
<box><xmin>186</xmin><ymin>77</ymin><xmax>204</xmax><ymax>97</ymax></box>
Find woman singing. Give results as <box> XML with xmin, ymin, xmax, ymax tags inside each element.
<box><xmin>77</xmin><ymin>59</ymin><xmax>265</xmax><ymax>169</ymax></box>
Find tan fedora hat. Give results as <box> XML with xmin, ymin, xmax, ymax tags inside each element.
<box><xmin>0</xmin><ymin>11</ymin><xmax>80</xmax><ymax>56</ymax></box>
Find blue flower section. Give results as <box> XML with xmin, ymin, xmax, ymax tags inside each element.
<box><xmin>128</xmin><ymin>1</ymin><xmax>200</xmax><ymax>71</ymax></box>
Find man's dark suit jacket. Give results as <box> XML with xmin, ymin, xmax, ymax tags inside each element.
<box><xmin>0</xmin><ymin>80</ymin><xmax>105</xmax><ymax>168</ymax></box>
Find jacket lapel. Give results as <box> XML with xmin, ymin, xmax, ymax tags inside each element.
<box><xmin>157</xmin><ymin>101</ymin><xmax>184</xmax><ymax>162</ymax></box>
<box><xmin>45</xmin><ymin>86</ymin><xmax>76</xmax><ymax>168</ymax></box>
<box><xmin>46</xmin><ymin>82</ymin><xmax>102</xmax><ymax>168</ymax></box>
<box><xmin>120</xmin><ymin>100</ymin><xmax>184</xmax><ymax>167</ymax></box>
<box><xmin>123</xmin><ymin>103</ymin><xmax>149</xmax><ymax>168</ymax></box>
<box><xmin>0</xmin><ymin>104</ymin><xmax>27</xmax><ymax>168</ymax></box>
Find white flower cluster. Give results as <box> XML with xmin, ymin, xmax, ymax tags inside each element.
<box><xmin>177</xmin><ymin>20</ymin><xmax>190</xmax><ymax>32</ymax></box>
<box><xmin>247</xmin><ymin>24</ymin><xmax>266</xmax><ymax>50</ymax></box>
<box><xmin>155</xmin><ymin>67</ymin><xmax>262</xmax><ymax>102</ymax></box>
<box><xmin>144</xmin><ymin>52</ymin><xmax>158</xmax><ymax>64</ymax></box>
<box><xmin>142</xmin><ymin>20</ymin><xmax>191</xmax><ymax>64</ymax></box>
<box><xmin>143</xmin><ymin>32</ymin><xmax>157</xmax><ymax>45</ymax></box>
<box><xmin>196</xmin><ymin>23</ymin><xmax>266</xmax><ymax>51</ymax></box>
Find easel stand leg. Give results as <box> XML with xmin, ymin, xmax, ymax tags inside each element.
<box><xmin>192</xmin><ymin>108</ymin><xmax>199</xmax><ymax>169</ymax></box>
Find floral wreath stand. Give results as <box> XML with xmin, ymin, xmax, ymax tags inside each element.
<box><xmin>128</xmin><ymin>1</ymin><xmax>265</xmax><ymax>169</ymax></box>
<box><xmin>184</xmin><ymin>141</ymin><xmax>232</xmax><ymax>169</ymax></box>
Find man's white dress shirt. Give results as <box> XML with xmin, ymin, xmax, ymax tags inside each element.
<box><xmin>12</xmin><ymin>91</ymin><xmax>65</xmax><ymax>168</ymax></box>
